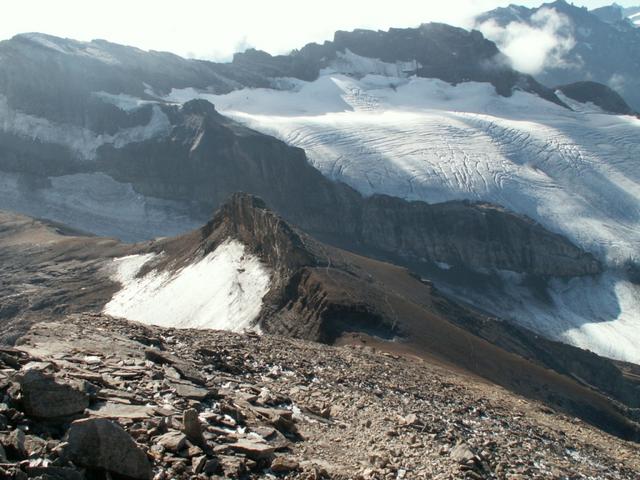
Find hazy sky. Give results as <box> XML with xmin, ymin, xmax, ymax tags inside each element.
<box><xmin>1</xmin><ymin>0</ymin><xmax>637</xmax><ymax>60</ymax></box>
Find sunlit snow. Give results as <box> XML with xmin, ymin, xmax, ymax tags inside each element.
<box><xmin>104</xmin><ymin>240</ymin><xmax>271</xmax><ymax>331</ymax></box>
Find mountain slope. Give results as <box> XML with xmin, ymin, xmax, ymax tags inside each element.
<box><xmin>1</xmin><ymin>198</ymin><xmax>640</xmax><ymax>443</ymax></box>
<box><xmin>2</xmin><ymin>316</ymin><xmax>639</xmax><ymax>479</ymax></box>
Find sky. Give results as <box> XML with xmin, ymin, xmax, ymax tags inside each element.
<box><xmin>1</xmin><ymin>0</ymin><xmax>637</xmax><ymax>61</ymax></box>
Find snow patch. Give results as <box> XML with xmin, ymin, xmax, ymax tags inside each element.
<box><xmin>104</xmin><ymin>240</ymin><xmax>271</xmax><ymax>331</ymax></box>
<box><xmin>323</xmin><ymin>49</ymin><xmax>421</xmax><ymax>78</ymax></box>
<box><xmin>0</xmin><ymin>96</ymin><xmax>171</xmax><ymax>159</ymax></box>
<box><xmin>17</xmin><ymin>33</ymin><xmax>120</xmax><ymax>65</ymax></box>
<box><xmin>93</xmin><ymin>92</ymin><xmax>154</xmax><ymax>112</ymax></box>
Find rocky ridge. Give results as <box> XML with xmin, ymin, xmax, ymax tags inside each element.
<box><xmin>0</xmin><ymin>316</ymin><xmax>638</xmax><ymax>480</ymax></box>
<box><xmin>0</xmin><ymin>200</ymin><xmax>638</xmax><ymax>443</ymax></box>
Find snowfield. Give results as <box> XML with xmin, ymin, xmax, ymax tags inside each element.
<box><xmin>168</xmin><ymin>71</ymin><xmax>640</xmax><ymax>364</ymax></box>
<box><xmin>104</xmin><ymin>240</ymin><xmax>271</xmax><ymax>331</ymax></box>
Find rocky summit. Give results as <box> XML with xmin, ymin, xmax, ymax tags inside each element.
<box><xmin>0</xmin><ymin>316</ymin><xmax>638</xmax><ymax>480</ymax></box>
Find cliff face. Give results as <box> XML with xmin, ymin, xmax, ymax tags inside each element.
<box><xmin>357</xmin><ymin>196</ymin><xmax>602</xmax><ymax>276</ymax></box>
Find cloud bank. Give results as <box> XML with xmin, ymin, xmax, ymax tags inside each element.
<box><xmin>477</xmin><ymin>8</ymin><xmax>576</xmax><ymax>75</ymax></box>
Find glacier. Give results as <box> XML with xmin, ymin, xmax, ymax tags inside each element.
<box><xmin>167</xmin><ymin>72</ymin><xmax>640</xmax><ymax>364</ymax></box>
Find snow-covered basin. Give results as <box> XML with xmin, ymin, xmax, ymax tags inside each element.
<box><xmin>167</xmin><ymin>74</ymin><xmax>640</xmax><ymax>364</ymax></box>
<box><xmin>104</xmin><ymin>239</ymin><xmax>271</xmax><ymax>331</ymax></box>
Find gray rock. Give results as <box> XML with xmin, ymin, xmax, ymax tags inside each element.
<box><xmin>192</xmin><ymin>455</ymin><xmax>207</xmax><ymax>474</ymax></box>
<box><xmin>155</xmin><ymin>431</ymin><xmax>188</xmax><ymax>452</ymax></box>
<box><xmin>18</xmin><ymin>370</ymin><xmax>89</xmax><ymax>419</ymax></box>
<box><xmin>23</xmin><ymin>434</ymin><xmax>47</xmax><ymax>457</ymax></box>
<box><xmin>25</xmin><ymin>466</ymin><xmax>84</xmax><ymax>480</ymax></box>
<box><xmin>271</xmin><ymin>456</ymin><xmax>300</xmax><ymax>473</ymax></box>
<box><xmin>7</xmin><ymin>429</ymin><xmax>26</xmax><ymax>458</ymax></box>
<box><xmin>87</xmin><ymin>401</ymin><xmax>155</xmax><ymax>420</ymax></box>
<box><xmin>0</xmin><ymin>442</ymin><xmax>6</xmax><ymax>462</ymax></box>
<box><xmin>172</xmin><ymin>382</ymin><xmax>210</xmax><ymax>400</ymax></box>
<box><xmin>182</xmin><ymin>409</ymin><xmax>204</xmax><ymax>446</ymax></box>
<box><xmin>65</xmin><ymin>418</ymin><xmax>152</xmax><ymax>479</ymax></box>
<box><xmin>450</xmin><ymin>442</ymin><xmax>476</xmax><ymax>464</ymax></box>
<box><xmin>228</xmin><ymin>438</ymin><xmax>276</xmax><ymax>460</ymax></box>
<box><xmin>203</xmin><ymin>458</ymin><xmax>220</xmax><ymax>475</ymax></box>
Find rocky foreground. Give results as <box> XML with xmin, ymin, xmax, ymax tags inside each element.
<box><xmin>0</xmin><ymin>315</ymin><xmax>638</xmax><ymax>480</ymax></box>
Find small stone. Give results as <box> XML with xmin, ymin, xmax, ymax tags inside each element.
<box><xmin>155</xmin><ymin>431</ymin><xmax>188</xmax><ymax>452</ymax></box>
<box><xmin>400</xmin><ymin>413</ymin><xmax>419</xmax><ymax>427</ymax></box>
<box><xmin>182</xmin><ymin>409</ymin><xmax>204</xmax><ymax>445</ymax></box>
<box><xmin>192</xmin><ymin>455</ymin><xmax>207</xmax><ymax>474</ymax></box>
<box><xmin>228</xmin><ymin>438</ymin><xmax>276</xmax><ymax>460</ymax></box>
<box><xmin>65</xmin><ymin>418</ymin><xmax>152</xmax><ymax>479</ymax></box>
<box><xmin>203</xmin><ymin>458</ymin><xmax>220</xmax><ymax>475</ymax></box>
<box><xmin>173</xmin><ymin>382</ymin><xmax>210</xmax><ymax>400</ymax></box>
<box><xmin>219</xmin><ymin>455</ymin><xmax>246</xmax><ymax>478</ymax></box>
<box><xmin>450</xmin><ymin>442</ymin><xmax>476</xmax><ymax>465</ymax></box>
<box><xmin>23</xmin><ymin>434</ymin><xmax>47</xmax><ymax>457</ymax></box>
<box><xmin>88</xmin><ymin>402</ymin><xmax>155</xmax><ymax>420</ymax></box>
<box><xmin>7</xmin><ymin>428</ymin><xmax>26</xmax><ymax>458</ymax></box>
<box><xmin>83</xmin><ymin>356</ymin><xmax>102</xmax><ymax>365</ymax></box>
<box><xmin>271</xmin><ymin>456</ymin><xmax>300</xmax><ymax>473</ymax></box>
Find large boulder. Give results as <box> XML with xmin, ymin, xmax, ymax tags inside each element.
<box><xmin>17</xmin><ymin>370</ymin><xmax>88</xmax><ymax>419</ymax></box>
<box><xmin>64</xmin><ymin>418</ymin><xmax>152</xmax><ymax>480</ymax></box>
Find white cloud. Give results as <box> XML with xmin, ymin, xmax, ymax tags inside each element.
<box><xmin>477</xmin><ymin>8</ymin><xmax>577</xmax><ymax>75</ymax></box>
<box><xmin>608</xmin><ymin>73</ymin><xmax>627</xmax><ymax>93</ymax></box>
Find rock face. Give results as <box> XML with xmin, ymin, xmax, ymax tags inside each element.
<box><xmin>232</xmin><ymin>23</ymin><xmax>564</xmax><ymax>105</ymax></box>
<box><xmin>65</xmin><ymin>418</ymin><xmax>152</xmax><ymax>479</ymax></box>
<box><xmin>18</xmin><ymin>370</ymin><xmax>89</xmax><ymax>419</ymax></box>
<box><xmin>556</xmin><ymin>81</ymin><xmax>637</xmax><ymax>115</ymax></box>
<box><xmin>357</xmin><ymin>195</ymin><xmax>601</xmax><ymax>277</ymax></box>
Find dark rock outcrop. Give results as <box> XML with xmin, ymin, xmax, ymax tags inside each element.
<box><xmin>64</xmin><ymin>418</ymin><xmax>152</xmax><ymax>479</ymax></box>
<box><xmin>556</xmin><ymin>81</ymin><xmax>637</xmax><ymax>115</ymax></box>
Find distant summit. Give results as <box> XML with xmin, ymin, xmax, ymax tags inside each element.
<box><xmin>478</xmin><ymin>0</ymin><xmax>640</xmax><ymax>110</ymax></box>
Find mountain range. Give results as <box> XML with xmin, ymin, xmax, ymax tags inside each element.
<box><xmin>0</xmin><ymin>2</ymin><xmax>640</xmax><ymax>477</ymax></box>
